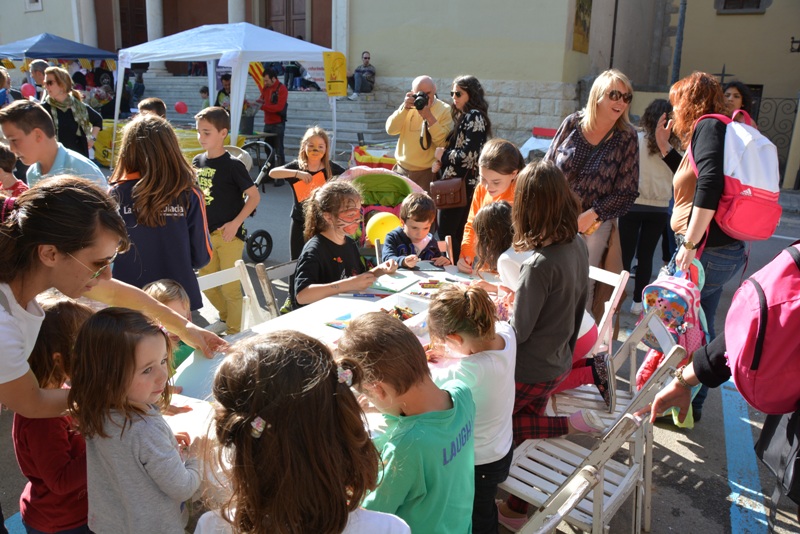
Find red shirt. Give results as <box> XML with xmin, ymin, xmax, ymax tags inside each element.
<box><xmin>259</xmin><ymin>81</ymin><xmax>288</xmax><ymax>125</ymax></box>
<box><xmin>12</xmin><ymin>414</ymin><xmax>88</xmax><ymax>532</ymax></box>
<box><xmin>1</xmin><ymin>179</ymin><xmax>29</xmax><ymax>197</ymax></box>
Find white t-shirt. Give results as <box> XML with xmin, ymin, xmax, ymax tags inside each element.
<box><xmin>430</xmin><ymin>321</ymin><xmax>517</xmax><ymax>465</ymax></box>
<box><xmin>194</xmin><ymin>507</ymin><xmax>410</xmax><ymax>534</ymax></box>
<box><xmin>0</xmin><ymin>282</ymin><xmax>45</xmax><ymax>384</ymax></box>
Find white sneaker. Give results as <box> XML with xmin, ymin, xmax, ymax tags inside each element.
<box><xmin>630</xmin><ymin>301</ymin><xmax>643</xmax><ymax>315</ymax></box>
<box><xmin>347</xmin><ymin>93</ymin><xmax>359</xmax><ymax>101</ymax></box>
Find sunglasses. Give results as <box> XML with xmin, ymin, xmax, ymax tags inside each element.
<box><xmin>363</xmin><ymin>56</ymin><xmax>370</xmax><ymax>60</ymax></box>
<box><xmin>607</xmin><ymin>90</ymin><xmax>633</xmax><ymax>104</ymax></box>
<box><xmin>45</xmin><ymin>80</ymin><xmax>56</xmax><ymax>86</ymax></box>
<box><xmin>67</xmin><ymin>250</ymin><xmax>119</xmax><ymax>280</ymax></box>
<box><xmin>450</xmin><ymin>91</ymin><xmax>462</xmax><ymax>98</ymax></box>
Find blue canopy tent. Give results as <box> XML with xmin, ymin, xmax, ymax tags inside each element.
<box><xmin>0</xmin><ymin>33</ymin><xmax>117</xmax><ymax>60</ymax></box>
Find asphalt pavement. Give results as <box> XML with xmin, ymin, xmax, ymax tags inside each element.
<box><xmin>3</xmin><ymin>174</ymin><xmax>800</xmax><ymax>533</ymax></box>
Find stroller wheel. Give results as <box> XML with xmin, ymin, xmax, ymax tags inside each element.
<box><xmin>246</xmin><ymin>230</ymin><xmax>273</xmax><ymax>262</ymax></box>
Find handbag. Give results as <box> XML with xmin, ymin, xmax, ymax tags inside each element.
<box><xmin>430</xmin><ymin>177</ymin><xmax>467</xmax><ymax>209</ymax></box>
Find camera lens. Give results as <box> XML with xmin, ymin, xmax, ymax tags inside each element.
<box><xmin>413</xmin><ymin>91</ymin><xmax>428</xmax><ymax>111</ymax></box>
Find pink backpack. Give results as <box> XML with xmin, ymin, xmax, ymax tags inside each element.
<box><xmin>688</xmin><ymin>111</ymin><xmax>782</xmax><ymax>242</ymax></box>
<box><xmin>725</xmin><ymin>242</ymin><xmax>800</xmax><ymax>414</ymax></box>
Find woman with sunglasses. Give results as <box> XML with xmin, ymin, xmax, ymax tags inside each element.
<box><xmin>666</xmin><ymin>71</ymin><xmax>746</xmax><ymax>422</ymax></box>
<box><xmin>433</xmin><ymin>75</ymin><xmax>492</xmax><ymax>262</ymax></box>
<box><xmin>544</xmin><ymin>68</ymin><xmax>639</xmax><ymax>307</ymax></box>
<box><xmin>41</xmin><ymin>66</ymin><xmax>102</xmax><ymax>158</ymax></box>
<box><xmin>0</xmin><ymin>176</ymin><xmax>225</xmax><ymax>420</ymax></box>
<box><xmin>291</xmin><ymin>180</ymin><xmax>397</xmax><ymax>309</ymax></box>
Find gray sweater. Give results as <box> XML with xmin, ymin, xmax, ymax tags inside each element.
<box><xmin>86</xmin><ymin>407</ymin><xmax>202</xmax><ymax>534</ymax></box>
<box><xmin>512</xmin><ymin>237</ymin><xmax>589</xmax><ymax>384</ymax></box>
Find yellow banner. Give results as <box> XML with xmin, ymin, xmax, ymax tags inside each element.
<box><xmin>322</xmin><ymin>52</ymin><xmax>347</xmax><ymax>97</ymax></box>
<box><xmin>1</xmin><ymin>59</ymin><xmax>15</xmax><ymax>70</ymax></box>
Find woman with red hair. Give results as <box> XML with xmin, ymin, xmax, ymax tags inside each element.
<box><xmin>666</xmin><ymin>71</ymin><xmax>746</xmax><ymax>421</ymax></box>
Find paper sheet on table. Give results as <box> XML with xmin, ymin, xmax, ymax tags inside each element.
<box><xmin>163</xmin><ymin>393</ymin><xmax>215</xmax><ymax>443</ymax></box>
<box><xmin>369</xmin><ymin>271</ymin><xmax>421</xmax><ymax>293</ymax></box>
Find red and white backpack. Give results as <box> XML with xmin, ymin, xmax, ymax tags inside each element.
<box><xmin>688</xmin><ymin>111</ymin><xmax>782</xmax><ymax>242</ymax></box>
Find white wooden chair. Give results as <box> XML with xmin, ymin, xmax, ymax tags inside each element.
<box><xmin>374</xmin><ymin>235</ymin><xmax>453</xmax><ymax>265</ymax></box>
<box><xmin>589</xmin><ymin>266</ymin><xmax>630</xmax><ymax>354</ymax></box>
<box><xmin>254</xmin><ymin>261</ymin><xmax>298</xmax><ymax>320</ymax></box>
<box><xmin>196</xmin><ymin>259</ymin><xmax>266</xmax><ymax>331</ymax></box>
<box><xmin>500</xmin><ymin>343</ymin><xmax>686</xmax><ymax>534</ymax></box>
<box><xmin>549</xmin><ymin>308</ymin><xmax>676</xmax><ymax>531</ymax></box>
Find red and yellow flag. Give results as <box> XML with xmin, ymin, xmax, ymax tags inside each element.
<box><xmin>248</xmin><ymin>62</ymin><xmax>265</xmax><ymax>92</ymax></box>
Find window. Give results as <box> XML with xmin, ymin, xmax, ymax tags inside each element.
<box><xmin>24</xmin><ymin>0</ymin><xmax>43</xmax><ymax>12</ymax></box>
<box><xmin>715</xmin><ymin>0</ymin><xmax>772</xmax><ymax>14</ymax></box>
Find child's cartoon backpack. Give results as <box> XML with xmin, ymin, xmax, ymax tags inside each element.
<box><xmin>640</xmin><ymin>260</ymin><xmax>708</xmax><ymax>355</ymax></box>
<box><xmin>688</xmin><ymin>111</ymin><xmax>781</xmax><ymax>242</ymax></box>
<box><xmin>725</xmin><ymin>241</ymin><xmax>800</xmax><ymax>414</ymax></box>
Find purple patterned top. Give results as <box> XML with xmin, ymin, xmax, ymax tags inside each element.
<box><xmin>545</xmin><ymin>112</ymin><xmax>639</xmax><ymax>220</ymax></box>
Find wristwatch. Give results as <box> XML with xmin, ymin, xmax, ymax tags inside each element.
<box><xmin>682</xmin><ymin>240</ymin><xmax>698</xmax><ymax>250</ymax></box>
<box><xmin>671</xmin><ymin>365</ymin><xmax>692</xmax><ymax>389</ymax></box>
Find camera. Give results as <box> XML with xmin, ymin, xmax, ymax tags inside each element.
<box><xmin>412</xmin><ymin>91</ymin><xmax>429</xmax><ymax>111</ymax></box>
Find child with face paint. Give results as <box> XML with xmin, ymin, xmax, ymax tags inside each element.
<box><xmin>291</xmin><ymin>180</ymin><xmax>397</xmax><ymax>309</ymax></box>
<box><xmin>268</xmin><ymin>126</ymin><xmax>347</xmax><ymax>260</ymax></box>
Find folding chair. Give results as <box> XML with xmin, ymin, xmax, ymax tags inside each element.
<box><xmin>255</xmin><ymin>261</ymin><xmax>298</xmax><ymax>320</ymax></box>
<box><xmin>549</xmin><ymin>308</ymin><xmax>676</xmax><ymax>531</ymax></box>
<box><xmin>500</xmin><ymin>343</ymin><xmax>686</xmax><ymax>534</ymax></box>
<box><xmin>196</xmin><ymin>259</ymin><xmax>266</xmax><ymax>331</ymax></box>
<box><xmin>590</xmin><ymin>266</ymin><xmax>630</xmax><ymax>354</ymax></box>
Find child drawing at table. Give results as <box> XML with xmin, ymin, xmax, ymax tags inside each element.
<box><xmin>269</xmin><ymin>126</ymin><xmax>346</xmax><ymax>259</ymax></box>
<box><xmin>473</xmin><ymin>202</ymin><xmax>608</xmax><ymax>403</ymax></box>
<box><xmin>68</xmin><ymin>308</ymin><xmax>202</xmax><ymax>534</ymax></box>
<box><xmin>381</xmin><ymin>192</ymin><xmax>451</xmax><ymax>269</ymax></box>
<box><xmin>426</xmin><ymin>284</ymin><xmax>516</xmax><ymax>534</ymax></box>
<box><xmin>497</xmin><ymin>160</ymin><xmax>607</xmax><ymax>530</ymax></box>
<box><xmin>457</xmin><ymin>138</ymin><xmax>525</xmax><ymax>273</ymax></box>
<box><xmin>194</xmin><ymin>330</ymin><xmax>410</xmax><ymax>534</ymax></box>
<box><xmin>143</xmin><ymin>279</ymin><xmax>195</xmax><ymax>370</ymax></box>
<box><xmin>336</xmin><ymin>312</ymin><xmax>476</xmax><ymax>533</ymax></box>
<box><xmin>292</xmin><ymin>180</ymin><xmax>397</xmax><ymax>309</ymax></box>
<box><xmin>12</xmin><ymin>296</ymin><xmax>94</xmax><ymax>534</ymax></box>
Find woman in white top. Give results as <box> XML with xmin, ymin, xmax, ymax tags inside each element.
<box><xmin>0</xmin><ymin>176</ymin><xmax>225</xmax><ymax>419</ymax></box>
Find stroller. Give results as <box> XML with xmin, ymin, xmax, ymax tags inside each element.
<box><xmin>225</xmin><ymin>143</ymin><xmax>275</xmax><ymax>262</ymax></box>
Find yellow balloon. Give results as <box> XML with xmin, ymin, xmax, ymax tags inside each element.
<box><xmin>365</xmin><ymin>212</ymin><xmax>402</xmax><ymax>245</ymax></box>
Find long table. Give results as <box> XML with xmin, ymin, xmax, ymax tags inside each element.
<box><xmin>173</xmin><ymin>264</ymin><xmax>496</xmax><ymax>400</ymax></box>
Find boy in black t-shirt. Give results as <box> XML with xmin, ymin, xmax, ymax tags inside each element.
<box><xmin>193</xmin><ymin>106</ymin><xmax>260</xmax><ymax>333</ymax></box>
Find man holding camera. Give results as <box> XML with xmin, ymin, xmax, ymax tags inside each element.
<box><xmin>385</xmin><ymin>75</ymin><xmax>453</xmax><ymax>192</ymax></box>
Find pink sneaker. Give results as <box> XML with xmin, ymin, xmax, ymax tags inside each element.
<box><xmin>496</xmin><ymin>501</ymin><xmax>528</xmax><ymax>532</ymax></box>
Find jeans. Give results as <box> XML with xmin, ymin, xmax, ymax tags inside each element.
<box><xmin>263</xmin><ymin>122</ymin><xmax>285</xmax><ymax>167</ymax></box>
<box><xmin>668</xmin><ymin>237</ymin><xmax>747</xmax><ymax>413</ymax></box>
<box><xmin>473</xmin><ymin>446</ymin><xmax>514</xmax><ymax>534</ymax></box>
<box><xmin>347</xmin><ymin>73</ymin><xmax>374</xmax><ymax>93</ymax></box>
<box><xmin>23</xmin><ymin>520</ymin><xmax>92</xmax><ymax>534</ymax></box>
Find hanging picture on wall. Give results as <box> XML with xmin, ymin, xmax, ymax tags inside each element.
<box><xmin>573</xmin><ymin>0</ymin><xmax>592</xmax><ymax>53</ymax></box>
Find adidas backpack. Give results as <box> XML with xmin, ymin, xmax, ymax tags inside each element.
<box><xmin>688</xmin><ymin>111</ymin><xmax>782</xmax><ymax>242</ymax></box>
<box><xmin>725</xmin><ymin>242</ymin><xmax>800</xmax><ymax>414</ymax></box>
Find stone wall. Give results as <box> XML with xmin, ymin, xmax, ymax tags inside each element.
<box><xmin>374</xmin><ymin>77</ymin><xmax>580</xmax><ymax>146</ymax></box>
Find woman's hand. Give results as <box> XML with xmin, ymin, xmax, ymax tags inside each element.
<box><xmin>431</xmin><ymin>160</ymin><xmax>442</xmax><ymax>174</ymax></box>
<box><xmin>457</xmin><ymin>256</ymin><xmax>473</xmax><ymax>274</ymax></box>
<box><xmin>637</xmin><ymin>379</ymin><xmax>693</xmax><ymax>424</ymax></box>
<box><xmin>675</xmin><ymin>244</ymin><xmax>696</xmax><ymax>273</ymax></box>
<box><xmin>655</xmin><ymin>112</ymin><xmax>674</xmax><ymax>156</ymax></box>
<box><xmin>434</xmin><ymin>147</ymin><xmax>444</xmax><ymax>162</ymax></box>
<box><xmin>577</xmin><ymin>209</ymin><xmax>598</xmax><ymax>234</ymax></box>
<box><xmin>183</xmin><ymin>323</ymin><xmax>229</xmax><ymax>359</ymax></box>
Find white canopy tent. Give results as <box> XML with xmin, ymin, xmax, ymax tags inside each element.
<box><xmin>114</xmin><ymin>22</ymin><xmax>334</xmax><ymax>147</ymax></box>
